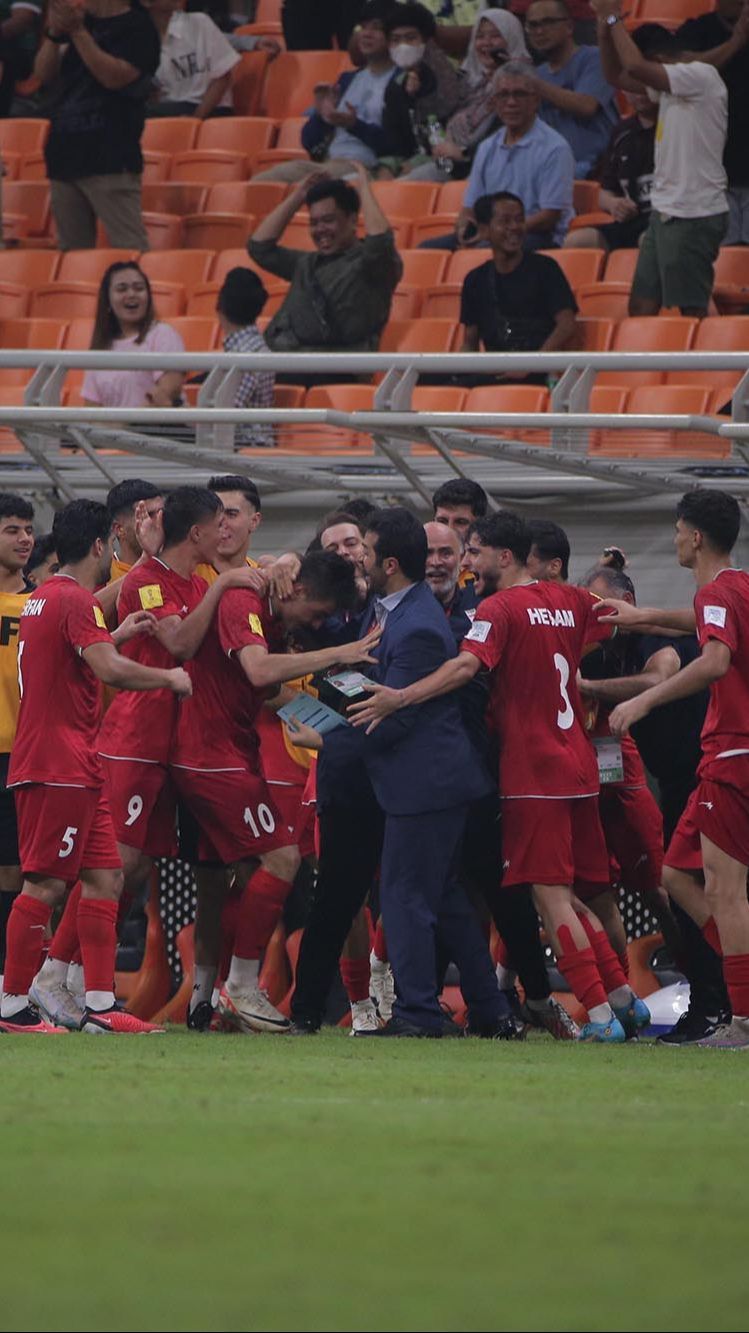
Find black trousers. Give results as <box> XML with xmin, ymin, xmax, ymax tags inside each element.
<box><xmin>282</xmin><ymin>0</ymin><xmax>364</xmax><ymax>50</ymax></box>
<box><xmin>291</xmin><ymin>798</ymin><xmax>384</xmax><ymax>1027</ymax></box>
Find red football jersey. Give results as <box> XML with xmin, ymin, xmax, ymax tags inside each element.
<box><xmin>9</xmin><ymin>576</ymin><xmax>113</xmax><ymax>788</ymax></box>
<box><xmin>461</xmin><ymin>581</ymin><xmax>610</xmax><ymax>798</ymax></box>
<box><xmin>172</xmin><ymin>587</ymin><xmax>270</xmax><ymax>770</ymax></box>
<box><xmin>98</xmin><ymin>556</ymin><xmax>207</xmax><ymax>764</ymax></box>
<box><xmin>694</xmin><ymin>568</ymin><xmax>749</xmax><ymax>784</ymax></box>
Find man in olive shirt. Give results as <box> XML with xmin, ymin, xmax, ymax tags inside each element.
<box><xmin>248</xmin><ymin>162</ymin><xmax>403</xmax><ymax>379</ymax></box>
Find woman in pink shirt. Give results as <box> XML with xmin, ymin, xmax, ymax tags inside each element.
<box><xmin>82</xmin><ymin>262</ymin><xmax>186</xmax><ymax>409</ymax></box>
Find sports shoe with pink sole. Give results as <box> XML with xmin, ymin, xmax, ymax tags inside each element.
<box><xmin>80</xmin><ymin>1006</ymin><xmax>165</xmax><ymax>1034</ymax></box>
<box><xmin>0</xmin><ymin>1004</ymin><xmax>68</xmax><ymax>1034</ymax></box>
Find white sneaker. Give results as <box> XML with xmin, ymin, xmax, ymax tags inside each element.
<box><xmin>350</xmin><ymin>997</ymin><xmax>380</xmax><ymax>1035</ymax></box>
<box><xmin>370</xmin><ymin>955</ymin><xmax>395</xmax><ymax>1022</ymax></box>
<box><xmin>218</xmin><ymin>982</ymin><xmax>290</xmax><ymax>1034</ymax></box>
<box><xmin>29</xmin><ymin>973</ymin><xmax>85</xmax><ymax>1031</ymax></box>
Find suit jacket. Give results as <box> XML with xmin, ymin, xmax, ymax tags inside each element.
<box><xmin>361</xmin><ymin>581</ymin><xmax>492</xmax><ymax>816</ymax></box>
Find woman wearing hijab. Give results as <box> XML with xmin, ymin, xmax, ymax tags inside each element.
<box><xmin>400</xmin><ymin>8</ymin><xmax>530</xmax><ymax>181</ymax></box>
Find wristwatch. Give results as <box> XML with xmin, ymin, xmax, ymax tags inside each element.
<box><xmin>44</xmin><ymin>28</ymin><xmax>67</xmax><ymax>42</ymax></box>
<box><xmin>604</xmin><ymin>13</ymin><xmax>621</xmax><ymax>25</ymax></box>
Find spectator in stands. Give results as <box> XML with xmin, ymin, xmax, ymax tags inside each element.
<box><xmin>248</xmin><ymin>164</ymin><xmax>403</xmax><ymax>365</ymax></box>
<box><xmin>524</xmin><ymin>0</ymin><xmax>617</xmax><ymax>178</ymax></box>
<box><xmin>401</xmin><ymin>9</ymin><xmax>531</xmax><ymax>182</ymax></box>
<box><xmin>564</xmin><ymin>81</ymin><xmax>655</xmax><ymax>252</ymax></box>
<box><xmin>282</xmin><ymin>0</ymin><xmax>365</xmax><ymax>51</ymax></box>
<box><xmin>81</xmin><ymin>262</ymin><xmax>186</xmax><ymax>410</ymax></box>
<box><xmin>675</xmin><ymin>0</ymin><xmax>749</xmax><ymax>246</ymax></box>
<box><xmin>377</xmin><ymin>2</ymin><xmax>464</xmax><ymax>175</ymax></box>
<box><xmin>24</xmin><ymin>534</ymin><xmax>58</xmax><ymax>589</ymax></box>
<box><xmin>420</xmin><ymin>61</ymin><xmax>575</xmax><ymax>250</ymax></box>
<box><xmin>216</xmin><ymin>267</ymin><xmax>275</xmax><ymax>450</ymax></box>
<box><xmin>419</xmin><ymin>0</ymin><xmax>490</xmax><ymax>58</ymax></box>
<box><xmin>256</xmin><ymin>1</ymin><xmax>426</xmax><ymax>183</ymax></box>
<box><xmin>35</xmin><ymin>0</ymin><xmax>160</xmax><ymax>252</ymax></box>
<box><xmin>384</xmin><ymin>2</ymin><xmax>463</xmax><ymax>127</ymax></box>
<box><xmin>0</xmin><ymin>0</ymin><xmax>42</xmax><ymax>118</ymax></box>
<box><xmin>595</xmin><ymin>4</ymin><xmax>729</xmax><ymax>317</ymax></box>
<box><xmin>144</xmin><ymin>0</ymin><xmax>241</xmax><ymax>118</ymax></box>
<box><xmin>460</xmin><ymin>191</ymin><xmax>577</xmax><ymax>379</ymax></box>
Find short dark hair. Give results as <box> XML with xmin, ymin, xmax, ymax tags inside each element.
<box><xmin>161</xmin><ymin>486</ymin><xmax>223</xmax><ymax>547</ymax></box>
<box><xmin>318</xmin><ymin>509</ymin><xmax>365</xmax><ymax>538</ymax></box>
<box><xmin>527</xmin><ymin>518</ymin><xmax>570</xmax><ymax>581</ymax></box>
<box><xmin>366</xmin><ymin>505</ymin><xmax>427</xmax><ymax>582</ymax></box>
<box><xmin>469</xmin><ymin>510</ymin><xmax>531</xmax><ymax>564</ymax></box>
<box><xmin>384</xmin><ymin>2</ymin><xmax>437</xmax><ymax>38</ymax></box>
<box><xmin>432</xmin><ymin>478</ymin><xmax>489</xmax><ymax>518</ymax></box>
<box><xmin>305</xmin><ymin>178</ymin><xmax>360</xmax><ymax>217</ymax></box>
<box><xmin>632</xmin><ymin>22</ymin><xmax>680</xmax><ymax>56</ymax></box>
<box><xmin>297</xmin><ymin>550</ymin><xmax>358</xmax><ymax>611</ymax></box>
<box><xmin>580</xmin><ymin>563</ymin><xmax>636</xmax><ymax>600</ymax></box>
<box><xmin>474</xmin><ymin>192</ymin><xmax>525</xmax><ymax>227</ymax></box>
<box><xmin>0</xmin><ymin>492</ymin><xmax>33</xmax><ymax>523</ymax></box>
<box><xmin>208</xmin><ymin>474</ymin><xmax>261</xmax><ymax>512</ymax></box>
<box><xmin>528</xmin><ymin>0</ymin><xmax>570</xmax><ymax>15</ymax></box>
<box><xmin>106</xmin><ymin>479</ymin><xmax>163</xmax><ymax>522</ymax></box>
<box><xmin>91</xmin><ymin>262</ymin><xmax>156</xmax><ymax>350</ymax></box>
<box><xmin>676</xmin><ymin>488</ymin><xmax>741</xmax><ymax>556</ymax></box>
<box><xmin>52</xmin><ymin>499</ymin><xmax>111</xmax><ymax>565</ymax></box>
<box><xmin>25</xmin><ymin>532</ymin><xmax>56</xmax><ymax>577</ymax></box>
<box><xmin>216</xmin><ymin>267</ymin><xmax>267</xmax><ymax>326</ymax></box>
<box><xmin>341</xmin><ymin>497</ymin><xmax>378</xmax><ymax>526</ymax></box>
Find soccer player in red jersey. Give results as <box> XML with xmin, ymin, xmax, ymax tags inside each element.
<box><xmin>172</xmin><ymin>540</ymin><xmax>377</xmax><ymax>1035</ymax></box>
<box><xmin>0</xmin><ymin>499</ymin><xmax>192</xmax><ymax>1035</ymax></box>
<box><xmin>607</xmin><ymin>489</ymin><xmax>749</xmax><ymax>1049</ymax></box>
<box><xmin>351</xmin><ymin>510</ymin><xmax>651</xmax><ymax>1042</ymax></box>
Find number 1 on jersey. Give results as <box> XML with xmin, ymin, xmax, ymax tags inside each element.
<box><xmin>554</xmin><ymin>652</ymin><xmax>574</xmax><ymax>730</ymax></box>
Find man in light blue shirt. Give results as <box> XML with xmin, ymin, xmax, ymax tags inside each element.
<box><xmin>419</xmin><ymin>61</ymin><xmax>575</xmax><ymax>252</ymax></box>
<box><xmin>526</xmin><ymin>0</ymin><xmax>618</xmax><ymax>178</ymax></box>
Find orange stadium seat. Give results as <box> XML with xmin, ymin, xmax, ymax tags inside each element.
<box><xmin>0</xmin><ymin>386</ymin><xmax>28</xmax><ymax>452</ymax></box>
<box><xmin>0</xmin><ymin>318</ymin><xmax>67</xmax><ymax>385</ymax></box>
<box><xmin>169</xmin><ymin>316</ymin><xmax>220</xmax><ymax>352</ymax></box>
<box><xmin>591</xmin><ymin>384</ymin><xmax>721</xmax><ymax>456</ymax></box>
<box><xmin>234</xmin><ymin>20</ymin><xmax>284</xmax><ymax>40</ymax></box>
<box><xmin>17</xmin><ymin>152</ymin><xmax>46</xmax><ymax>180</ymax></box>
<box><xmin>0</xmin><ymin>249</ymin><xmax>58</xmax><ymax>286</ymax></box>
<box><xmin>253</xmin><ymin>116</ymin><xmax>306</xmax><ymax>170</ymax></box>
<box><xmin>371</xmin><ymin>181</ymin><xmax>440</xmax><ymax>218</ymax></box>
<box><xmin>464</xmin><ymin>384</ymin><xmax>551</xmax><ymax>444</ymax></box>
<box><xmin>436</xmin><ymin>180</ymin><xmax>466</xmax><ymax>214</ymax></box>
<box><xmin>211</xmin><ymin>247</ymin><xmax>273</xmax><ymax>285</ymax></box>
<box><xmin>379</xmin><ymin>318</ymin><xmax>459</xmax><ymax>353</ymax></box>
<box><xmin>2</xmin><ymin>182</ymin><xmax>51</xmax><ymax>241</ymax></box>
<box><xmin>399</xmin><ymin>249</ymin><xmax>449</xmax><ymax>287</ymax></box>
<box><xmin>57</xmin><ymin>249</ymin><xmax>139</xmax><ymax>283</ymax></box>
<box><xmin>634</xmin><ymin>0</ymin><xmax>714</xmax><ymax>20</ymax></box>
<box><xmin>412</xmin><ymin>386</ymin><xmax>468</xmax><ymax>412</ymax></box>
<box><xmin>196</xmin><ymin>116</ymin><xmax>275</xmax><ymax>168</ymax></box>
<box><xmin>183</xmin><ymin>213</ymin><xmax>255</xmax><ymax>250</ymax></box>
<box><xmin>141</xmin><ymin>249</ymin><xmax>215</xmax><ymax>289</ymax></box>
<box><xmin>539</xmin><ymin>248</ymin><xmax>606</xmax><ymax>288</ymax></box>
<box><xmin>576</xmin><ymin>282</ymin><xmax>631</xmax><ymax>319</ymax></box>
<box><xmin>604</xmin><ymin>248</ymin><xmax>639</xmax><ymax>283</ymax></box>
<box><xmin>30</xmin><ymin>282</ymin><xmax>99</xmax><ymax>319</ymax></box>
<box><xmin>141</xmin><ymin>212</ymin><xmax>184</xmax><ymax>251</ymax></box>
<box><xmin>577</xmin><ymin>317</ymin><xmax>616</xmax><ymax>351</ymax></box>
<box><xmin>253</xmin><ymin>0</ymin><xmax>283</xmax><ymax>20</ymax></box>
<box><xmin>0</xmin><ymin>118</ymin><xmax>48</xmax><ymax>157</ymax></box>
<box><xmin>171</xmin><ymin>150</ymin><xmax>249</xmax><ymax>183</ymax></box>
<box><xmin>0</xmin><ymin>283</ymin><xmax>31</xmax><ymax>318</ymax></box>
<box><xmin>713</xmin><ymin>246</ymin><xmax>749</xmax><ymax>312</ymax></box>
<box><xmin>284</xmin><ymin>383</ymin><xmax>377</xmax><ymax>452</ymax></box>
<box><xmin>186</xmin><ymin>282</ymin><xmax>220</xmax><ymax>315</ymax></box>
<box><xmin>141</xmin><ymin>150</ymin><xmax>172</xmax><ymax>182</ymax></box>
<box><xmin>665</xmin><ymin>315</ymin><xmax>749</xmax><ymax>409</ymax></box>
<box><xmin>206</xmin><ymin>180</ymin><xmax>286</xmax><ymax>215</ymax></box>
<box><xmin>231</xmin><ymin>51</ymin><xmax>271</xmax><ymax>117</ymax></box>
<box><xmin>142</xmin><ymin>117</ymin><xmax>199</xmax><ymax>155</ymax></box>
<box><xmin>62</xmin><ymin>317</ymin><xmax>94</xmax><ymax>349</ymax></box>
<box><xmin>586</xmin><ymin>384</ymin><xmax>630</xmax><ymax>451</ymax></box>
<box><xmin>411</xmin><ymin>216</ymin><xmax>459</xmax><ymax>247</ymax></box>
<box><xmin>278</xmin><ymin>217</ymin><xmax>315</xmax><ymax>250</ymax></box>
<box><xmin>445</xmin><ymin>249</ymin><xmax>490</xmax><ymax>284</ymax></box>
<box><xmin>573</xmin><ymin>180</ymin><xmax>600</xmax><ymax>214</ymax></box>
<box><xmin>141</xmin><ymin>182</ymin><xmax>208</xmax><ymax>216</ymax></box>
<box><xmin>273</xmin><ymin>384</ymin><xmax>305</xmax><ymax>408</ymax></box>
<box><xmin>598</xmin><ymin>316</ymin><xmax>698</xmax><ymax>386</ymax></box>
<box><xmin>389</xmin><ymin>286</ymin><xmax>422</xmax><ymax>319</ymax></box>
<box><xmin>421</xmin><ymin>284</ymin><xmax>461</xmax><ymax>319</ymax></box>
<box><xmin>259</xmin><ymin>51</ymin><xmax>350</xmax><ymax>118</ymax></box>
<box><xmin>149</xmin><ymin>281</ymin><xmax>188</xmax><ymax>317</ymax></box>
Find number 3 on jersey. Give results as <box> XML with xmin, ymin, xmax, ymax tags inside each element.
<box><xmin>554</xmin><ymin>652</ymin><xmax>574</xmax><ymax>730</ymax></box>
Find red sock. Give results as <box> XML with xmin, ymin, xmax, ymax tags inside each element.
<box><xmin>340</xmin><ymin>956</ymin><xmax>370</xmax><ymax>1004</ymax></box>
<box><xmin>556</xmin><ymin>924</ymin><xmax>608</xmax><ymax>1012</ymax></box>
<box><xmin>702</xmin><ymin>916</ymin><xmax>723</xmax><ymax>957</ymax></box>
<box><xmin>577</xmin><ymin>912</ymin><xmax>630</xmax><ymax>994</ymax></box>
<box><xmin>233</xmin><ymin>870</ymin><xmax>291</xmax><ymax>960</ymax></box>
<box><xmin>77</xmin><ymin>898</ymin><xmax>118</xmax><ymax>994</ymax></box>
<box><xmin>372</xmin><ymin>918</ymin><xmax>388</xmax><ymax>963</ymax></box>
<box><xmin>723</xmin><ymin>954</ymin><xmax>749</xmax><ymax>1018</ymax></box>
<box><xmin>3</xmin><ymin>894</ymin><xmax>50</xmax><ymax>996</ymax></box>
<box><xmin>617</xmin><ymin>948</ymin><xmax>630</xmax><ymax>978</ymax></box>
<box><xmin>48</xmin><ymin>881</ymin><xmax>82</xmax><ymax>963</ymax></box>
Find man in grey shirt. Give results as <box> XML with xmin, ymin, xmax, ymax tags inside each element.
<box><xmin>248</xmin><ymin>162</ymin><xmax>403</xmax><ymax>368</ymax></box>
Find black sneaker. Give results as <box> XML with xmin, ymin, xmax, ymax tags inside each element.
<box><xmin>186</xmin><ymin>1001</ymin><xmax>215</xmax><ymax>1032</ymax></box>
<box><xmin>465</xmin><ymin>1014</ymin><xmax>526</xmax><ymax>1040</ymax></box>
<box><xmin>287</xmin><ymin>1018</ymin><xmax>320</xmax><ymax>1035</ymax></box>
<box><xmin>0</xmin><ymin>1003</ymin><xmax>68</xmax><ymax>1034</ymax></box>
<box><xmin>657</xmin><ymin>1007</ymin><xmax>730</xmax><ymax>1046</ymax></box>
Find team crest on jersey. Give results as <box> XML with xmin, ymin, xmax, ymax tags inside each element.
<box><xmin>248</xmin><ymin>613</ymin><xmax>265</xmax><ymax>637</ymax></box>
<box><xmin>139</xmin><ymin>584</ymin><xmax>164</xmax><ymax>611</ymax></box>
<box><xmin>703</xmin><ymin>604</ymin><xmax>726</xmax><ymax>628</ymax></box>
<box><xmin>466</xmin><ymin>619</ymin><xmax>491</xmax><ymax>642</ymax></box>
<box><xmin>93</xmin><ymin>606</ymin><xmax>107</xmax><ymax>629</ymax></box>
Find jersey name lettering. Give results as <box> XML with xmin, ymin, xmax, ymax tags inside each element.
<box><xmin>526</xmin><ymin>607</ymin><xmax>576</xmax><ymax>628</ymax></box>
<box><xmin>22</xmin><ymin>597</ymin><xmax>47</xmax><ymax>618</ymax></box>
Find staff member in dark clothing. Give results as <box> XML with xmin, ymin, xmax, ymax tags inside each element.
<box><xmin>36</xmin><ymin>0</ymin><xmax>160</xmax><ymax>251</ymax></box>
<box><xmin>282</xmin><ymin>0</ymin><xmax>365</xmax><ymax>51</ymax></box>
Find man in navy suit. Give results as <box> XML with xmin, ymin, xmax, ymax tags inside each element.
<box><xmin>356</xmin><ymin>507</ymin><xmax>512</xmax><ymax>1037</ymax></box>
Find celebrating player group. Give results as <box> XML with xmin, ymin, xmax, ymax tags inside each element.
<box><xmin>0</xmin><ymin>474</ymin><xmax>746</xmax><ymax>1049</ymax></box>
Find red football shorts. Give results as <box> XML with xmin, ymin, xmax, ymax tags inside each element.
<box><xmin>501</xmin><ymin>794</ymin><xmax>609</xmax><ymax>889</ymax></box>
<box><xmin>268</xmin><ymin>780</ymin><xmax>315</xmax><ymax>859</ymax></box>
<box><xmin>101</xmin><ymin>757</ymin><xmax>177</xmax><ymax>858</ymax></box>
<box><xmin>170</xmin><ymin>765</ymin><xmax>295</xmax><ymax>864</ymax></box>
<box><xmin>14</xmin><ymin>784</ymin><xmax>121</xmax><ymax>881</ymax></box>
<box><xmin>597</xmin><ymin>783</ymin><xmax>664</xmax><ymax>894</ymax></box>
<box><xmin>666</xmin><ymin>779</ymin><xmax>749</xmax><ymax>873</ymax></box>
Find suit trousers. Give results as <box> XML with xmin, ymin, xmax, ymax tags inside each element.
<box><xmin>291</xmin><ymin>799</ymin><xmax>384</xmax><ymax>1027</ymax></box>
<box><xmin>380</xmin><ymin>804</ymin><xmax>503</xmax><ymax>1033</ymax></box>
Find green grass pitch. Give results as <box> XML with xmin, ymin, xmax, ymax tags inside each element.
<box><xmin>1</xmin><ymin>1029</ymin><xmax>747</xmax><ymax>1333</ymax></box>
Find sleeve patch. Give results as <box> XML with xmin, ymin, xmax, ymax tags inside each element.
<box><xmin>248</xmin><ymin>612</ymin><xmax>265</xmax><ymax>637</ymax></box>
<box><xmin>465</xmin><ymin>619</ymin><xmax>492</xmax><ymax>643</ymax></box>
<box><xmin>93</xmin><ymin>606</ymin><xmax>107</xmax><ymax>629</ymax></box>
<box><xmin>703</xmin><ymin>604</ymin><xmax>727</xmax><ymax>629</ymax></box>
<box><xmin>138</xmin><ymin>584</ymin><xmax>164</xmax><ymax>611</ymax></box>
